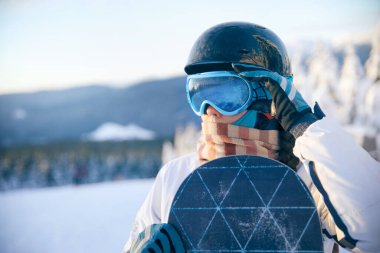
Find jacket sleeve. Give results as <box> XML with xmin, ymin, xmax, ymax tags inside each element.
<box><xmin>293</xmin><ymin>117</ymin><xmax>380</xmax><ymax>253</ymax></box>
<box><xmin>122</xmin><ymin>169</ymin><xmax>165</xmax><ymax>253</ymax></box>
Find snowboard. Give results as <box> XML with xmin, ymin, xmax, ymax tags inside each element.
<box><xmin>168</xmin><ymin>155</ymin><xmax>323</xmax><ymax>252</ymax></box>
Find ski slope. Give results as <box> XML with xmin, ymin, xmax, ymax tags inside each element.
<box><xmin>0</xmin><ymin>180</ymin><xmax>153</xmax><ymax>253</ymax></box>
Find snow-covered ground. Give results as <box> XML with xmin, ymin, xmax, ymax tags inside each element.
<box><xmin>0</xmin><ymin>179</ymin><xmax>351</xmax><ymax>253</ymax></box>
<box><xmin>0</xmin><ymin>180</ymin><xmax>153</xmax><ymax>253</ymax></box>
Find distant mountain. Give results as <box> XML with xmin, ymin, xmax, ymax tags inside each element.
<box><xmin>0</xmin><ymin>76</ymin><xmax>200</xmax><ymax>147</ymax></box>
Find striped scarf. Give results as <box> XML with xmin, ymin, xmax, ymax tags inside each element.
<box><xmin>197</xmin><ymin>115</ymin><xmax>299</xmax><ymax>170</ymax></box>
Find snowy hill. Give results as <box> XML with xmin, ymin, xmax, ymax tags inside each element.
<box><xmin>0</xmin><ymin>180</ymin><xmax>154</xmax><ymax>253</ymax></box>
<box><xmin>84</xmin><ymin>122</ymin><xmax>156</xmax><ymax>141</ymax></box>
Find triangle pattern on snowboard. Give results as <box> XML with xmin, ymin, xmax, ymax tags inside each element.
<box><xmin>169</xmin><ymin>155</ymin><xmax>323</xmax><ymax>252</ymax></box>
<box><xmin>198</xmin><ymin>211</ymin><xmax>241</xmax><ymax>250</ymax></box>
<box><xmin>197</xmin><ymin>168</ymin><xmax>239</xmax><ymax>206</ymax></box>
<box><xmin>296</xmin><ymin>210</ymin><xmax>324</xmax><ymax>251</ymax></box>
<box><xmin>221</xmin><ymin>171</ymin><xmax>264</xmax><ymax>208</ymax></box>
<box><xmin>221</xmin><ymin>208</ymin><xmax>265</xmax><ymax>248</ymax></box>
<box><xmin>269</xmin><ymin>208</ymin><xmax>316</xmax><ymax>250</ymax></box>
<box><xmin>245</xmin><ymin>166</ymin><xmax>287</xmax><ymax>205</ymax></box>
<box><xmin>172</xmin><ymin>209</ymin><xmax>217</xmax><ymax>249</ymax></box>
<box><xmin>269</xmin><ymin>172</ymin><xmax>314</xmax><ymax>207</ymax></box>
<box><xmin>172</xmin><ymin>171</ymin><xmax>216</xmax><ymax>208</ymax></box>
<box><xmin>245</xmin><ymin>210</ymin><xmax>287</xmax><ymax>250</ymax></box>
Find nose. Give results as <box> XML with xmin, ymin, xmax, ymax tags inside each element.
<box><xmin>206</xmin><ymin>106</ymin><xmax>222</xmax><ymax>117</ymax></box>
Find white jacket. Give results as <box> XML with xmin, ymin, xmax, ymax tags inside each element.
<box><xmin>124</xmin><ymin>117</ymin><xmax>380</xmax><ymax>253</ymax></box>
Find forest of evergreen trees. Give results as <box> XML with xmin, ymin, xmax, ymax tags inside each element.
<box><xmin>0</xmin><ymin>140</ymin><xmax>165</xmax><ymax>191</ymax></box>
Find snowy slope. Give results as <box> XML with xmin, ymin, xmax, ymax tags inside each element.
<box><xmin>0</xmin><ymin>180</ymin><xmax>153</xmax><ymax>253</ymax></box>
<box><xmin>84</xmin><ymin>122</ymin><xmax>156</xmax><ymax>141</ymax></box>
<box><xmin>0</xmin><ymin>180</ymin><xmax>351</xmax><ymax>253</ymax></box>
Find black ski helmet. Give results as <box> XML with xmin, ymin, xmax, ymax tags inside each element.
<box><xmin>184</xmin><ymin>22</ymin><xmax>292</xmax><ymax>76</ymax></box>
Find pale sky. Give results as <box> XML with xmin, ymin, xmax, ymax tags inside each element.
<box><xmin>0</xmin><ymin>0</ymin><xmax>379</xmax><ymax>94</ymax></box>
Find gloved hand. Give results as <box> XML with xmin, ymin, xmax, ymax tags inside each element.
<box><xmin>130</xmin><ymin>224</ymin><xmax>185</xmax><ymax>253</ymax></box>
<box><xmin>233</xmin><ymin>63</ymin><xmax>324</xmax><ymax>138</ymax></box>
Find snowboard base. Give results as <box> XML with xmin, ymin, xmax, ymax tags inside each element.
<box><xmin>168</xmin><ymin>155</ymin><xmax>323</xmax><ymax>252</ymax></box>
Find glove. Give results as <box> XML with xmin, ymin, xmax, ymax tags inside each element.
<box><xmin>233</xmin><ymin>63</ymin><xmax>325</xmax><ymax>138</ymax></box>
<box><xmin>130</xmin><ymin>224</ymin><xmax>185</xmax><ymax>253</ymax></box>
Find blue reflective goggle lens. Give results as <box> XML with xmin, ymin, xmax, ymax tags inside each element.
<box><xmin>186</xmin><ymin>71</ymin><xmax>253</xmax><ymax>116</ymax></box>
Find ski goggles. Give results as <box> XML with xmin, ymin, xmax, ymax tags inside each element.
<box><xmin>186</xmin><ymin>71</ymin><xmax>271</xmax><ymax>116</ymax></box>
